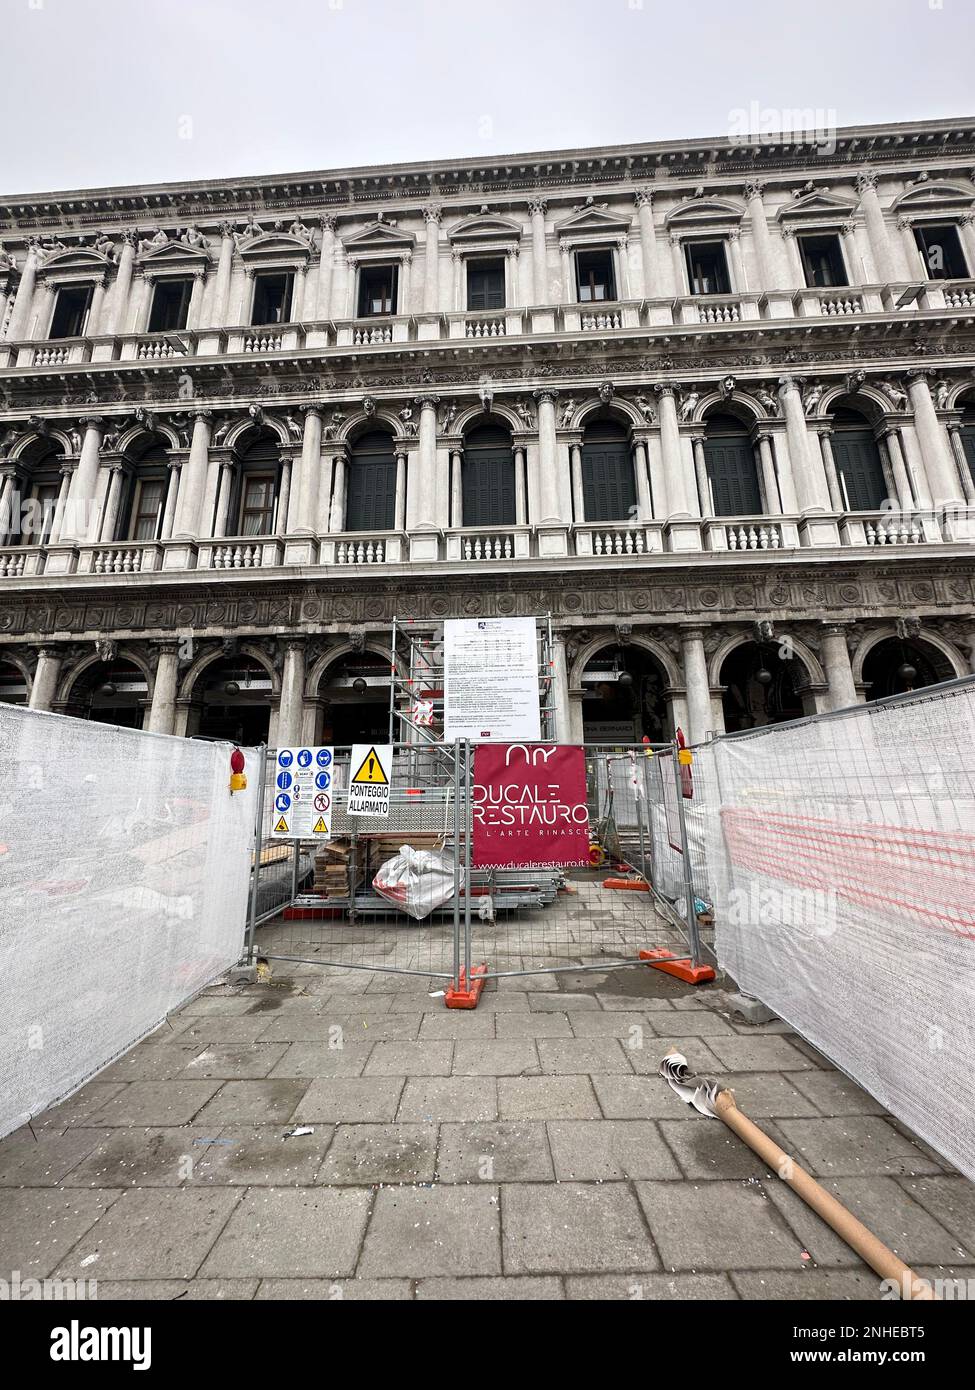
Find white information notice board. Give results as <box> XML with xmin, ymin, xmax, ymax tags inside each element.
<box><xmin>271</xmin><ymin>745</ymin><xmax>334</xmax><ymax>839</ymax></box>
<box><xmin>443</xmin><ymin>616</ymin><xmax>541</xmax><ymax>743</ymax></box>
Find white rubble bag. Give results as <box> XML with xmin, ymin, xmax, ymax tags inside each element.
<box><xmin>372</xmin><ymin>845</ymin><xmax>456</xmax><ymax>921</ymax></box>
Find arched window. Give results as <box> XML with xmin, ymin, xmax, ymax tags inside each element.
<box><xmin>829</xmin><ymin>408</ymin><xmax>887</xmax><ymax>512</ymax></box>
<box><xmin>462</xmin><ymin>423</ymin><xmax>515</xmax><ymax>527</ymax></box>
<box><xmin>958</xmin><ymin>404</ymin><xmax>975</xmax><ymax>491</ymax></box>
<box><xmin>123</xmin><ymin>442</ymin><xmax>169</xmax><ymax>541</ymax></box>
<box><xmin>581</xmin><ymin>416</ymin><xmax>635</xmax><ymax>523</ymax></box>
<box><xmin>702</xmin><ymin>413</ymin><xmax>762</xmax><ymax>516</ymax></box>
<box><xmin>233</xmin><ymin>434</ymin><xmax>281</xmax><ymax>537</ymax></box>
<box><xmin>347</xmin><ymin>430</ymin><xmax>396</xmax><ymax>532</ymax></box>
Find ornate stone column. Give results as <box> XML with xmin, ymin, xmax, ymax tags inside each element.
<box><xmin>839</xmin><ymin>220</ymin><xmax>861</xmax><ymax>284</ymax></box>
<box><xmin>879</xmin><ymin>428</ymin><xmax>914</xmax><ymax>511</ymax></box>
<box><xmin>174</xmin><ymin>410</ymin><xmax>212</xmax><ymax>538</ymax></box>
<box><xmin>158</xmin><ymin>459</ymin><xmax>181</xmax><ymax>540</ymax></box>
<box><xmin>550</xmin><ymin>630</ymin><xmax>572</xmax><ymax>742</ymax></box>
<box><xmin>328</xmin><ymin>450</ymin><xmax>348</xmax><ymax>532</ymax></box>
<box><xmin>449</xmin><ymin>447</ymin><xmax>463</xmax><ymax>528</ymax></box>
<box><xmin>147</xmin><ymin>641</ymin><xmax>181</xmax><ymax>735</ymax></box>
<box><xmin>277</xmin><ymin>639</ymin><xmax>307</xmax><ymax>748</ymax></box>
<box><xmin>755</xmin><ymin>433</ymin><xmax>783</xmax><ymax>515</ymax></box>
<box><xmin>61</xmin><ymin>418</ymin><xmax>104</xmax><ymax>543</ymax></box>
<box><xmin>293</xmin><ymin>406</ymin><xmax>323</xmax><ymax>532</ymax></box>
<box><xmin>213</xmin><ymin>458</ymin><xmax>236</xmax><ymax>538</ymax></box>
<box><xmin>691</xmin><ymin>434</ymin><xmax>711</xmax><ymax>518</ymax></box>
<box><xmin>28</xmin><ymin>647</ymin><xmax>63</xmax><ymax>712</ymax></box>
<box><xmin>529</xmin><ymin>198</ymin><xmax>547</xmax><ymax>304</ymax></box>
<box><xmin>87</xmin><ymin>274</ymin><xmax>109</xmax><ymax>338</ymax></box>
<box><xmin>727</xmin><ymin>228</ymin><xmax>746</xmax><ymax>291</ymax></box>
<box><xmin>779</xmin><ymin>226</ymin><xmax>806</xmax><ymax>289</ymax></box>
<box><xmin>412</xmin><ymin>395</ymin><xmax>439</xmax><ymax>529</ymax></box>
<box><xmin>514</xmin><ymin>444</ymin><xmax>527</xmax><ymax>524</ymax></box>
<box><xmin>275</xmin><ymin>455</ymin><xmax>293</xmax><ymax>534</ymax></box>
<box><xmin>394</xmin><ymin>447</ymin><xmax>408</xmax><ymax>531</ymax></box>
<box><xmin>569</xmin><ymin>440</ymin><xmax>584</xmax><ymax>523</ymax></box>
<box><xmin>907</xmin><ymin>370</ymin><xmax>965</xmax><ymax>506</ymax></box>
<box><xmin>855</xmin><ymin>172</ymin><xmax>895</xmax><ymax>284</ymax></box>
<box><xmin>777</xmin><ymin>377</ymin><xmax>829</xmax><ymax>512</ymax></box>
<box><xmin>533</xmin><ymin>389</ymin><xmax>562</xmax><ymax>523</ymax></box>
<box><xmin>680</xmin><ymin>627</ymin><xmax>713</xmax><ymax>744</ymax></box>
<box><xmin>6</xmin><ymin>242</ymin><xmax>40</xmax><ymax>341</ymax></box>
<box><xmin>315</xmin><ymin>215</ymin><xmax>336</xmax><ymax>319</ymax></box>
<box><xmin>186</xmin><ymin>267</ymin><xmax>206</xmax><ymax>330</ymax></box>
<box><xmin>820</xmin><ymin>624</ymin><xmax>858</xmax><ymax>710</ymax></box>
<box><xmin>635</xmin><ymin>188</ymin><xmax>660</xmax><ymax>298</ymax></box>
<box><xmin>422</xmin><ymin>205</ymin><xmax>441</xmax><ymax>313</ymax></box>
<box><xmin>745</xmin><ymin>180</ymin><xmax>778</xmax><ymax>289</ymax></box>
<box><xmin>654</xmin><ymin>384</ymin><xmax>692</xmax><ymax>516</ymax></box>
<box><xmin>98</xmin><ymin>464</ymin><xmax>127</xmax><ymax>543</ymax></box>
<box><xmin>632</xmin><ymin>439</ymin><xmax>652</xmax><ymax>521</ymax></box>
<box><xmin>107</xmin><ymin>230</ymin><xmax>137</xmax><ymax>335</ymax></box>
<box><xmin>210</xmin><ymin>222</ymin><xmax>236</xmax><ymax>327</ymax></box>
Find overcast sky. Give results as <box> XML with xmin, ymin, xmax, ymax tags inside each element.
<box><xmin>3</xmin><ymin>0</ymin><xmax>974</xmax><ymax>195</ymax></box>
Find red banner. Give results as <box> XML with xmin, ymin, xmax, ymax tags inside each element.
<box><xmin>471</xmin><ymin>744</ymin><xmax>591</xmax><ymax>869</ymax></box>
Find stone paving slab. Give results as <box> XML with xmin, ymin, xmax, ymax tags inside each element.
<box><xmin>0</xmin><ymin>1188</ymin><xmax>119</xmax><ymax>1277</ymax></box>
<box><xmin>315</xmin><ymin>1123</ymin><xmax>437</xmax><ymax>1185</ymax></box>
<box><xmin>295</xmin><ymin>1078</ymin><xmax>404</xmax><ymax>1123</ymax></box>
<box><xmin>359</xmin><ymin>1185</ymin><xmax>501</xmax><ymax>1278</ymax></box>
<box><xmin>774</xmin><ymin>1116</ymin><xmax>945</xmax><ymax>1178</ymax></box>
<box><xmin>494</xmin><ymin>1011</ymin><xmax>574</xmax><ymax>1039</ymax></box>
<box><xmin>267</xmin><ymin>1041</ymin><xmax>375</xmax><ymax>1078</ymax></box>
<box><xmin>178</xmin><ymin>1044</ymin><xmax>290</xmax><ymax>1079</ymax></box>
<box><xmin>503</xmin><ymin>1182</ymin><xmax>658</xmax><ymax>1274</ymax></box>
<box><xmin>547</xmin><ymin>1120</ymin><xmax>682</xmax><ymax>1181</ymax></box>
<box><xmin>451</xmin><ymin>1040</ymin><xmax>540</xmax><ymax>1076</ymax></box>
<box><xmin>93</xmin><ymin>1279</ymin><xmax>260</xmax><ymax>1300</ymax></box>
<box><xmin>84</xmin><ymin>1081</ymin><xmax>223</xmax><ymax>1128</ymax></box>
<box><xmin>194</xmin><ymin>1080</ymin><xmax>311</xmax><ymax>1126</ymax></box>
<box><xmin>397</xmin><ymin>1077</ymin><xmax>499</xmax><ymax>1123</ymax></box>
<box><xmin>61</xmin><ymin>1128</ymin><xmax>215</xmax><ymax>1189</ymax></box>
<box><xmin>636</xmin><ymin>1180</ymin><xmax>806</xmax><ymax>1272</ymax></box>
<box><xmin>0</xmin><ymin>1128</ymin><xmax>103</xmax><ymax>1186</ymax></box>
<box><xmin>498</xmin><ymin>1076</ymin><xmax>600</xmax><ymax>1121</ymax></box>
<box><xmin>200</xmin><ymin>1188</ymin><xmax>371</xmax><ymax>1279</ymax></box>
<box><xmin>437</xmin><ymin>1121</ymin><xmax>555</xmax><ymax>1183</ymax></box>
<box><xmin>56</xmin><ymin>1189</ymin><xmax>241</xmax><ymax>1280</ymax></box>
<box><xmin>190</xmin><ymin>1125</ymin><xmax>336</xmax><ymax>1187</ymax></box>
<box><xmin>255</xmin><ymin>1278</ymin><xmax>412</xmax><ymax>1299</ymax></box>
<box><xmin>364</xmin><ymin>1042</ymin><xmax>453</xmax><ymax>1077</ymax></box>
<box><xmin>566</xmin><ymin>1272</ymin><xmax>737</xmax><ymax>1299</ymax></box>
<box><xmin>536</xmin><ymin>1038</ymin><xmax>633</xmax><ymax>1074</ymax></box>
<box><xmin>416</xmin><ymin>1276</ymin><xmax>563</xmax><ymax>1299</ymax></box>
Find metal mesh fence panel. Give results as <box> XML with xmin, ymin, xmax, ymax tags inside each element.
<box><xmin>466</xmin><ymin>745</ymin><xmax>696</xmax><ymax>979</ymax></box>
<box><xmin>695</xmin><ymin>678</ymin><xmax>975</xmax><ymax>1180</ymax></box>
<box><xmin>251</xmin><ymin>744</ymin><xmax>461</xmax><ymax>982</ymax></box>
<box><xmin>0</xmin><ymin>705</ymin><xmax>258</xmax><ymax>1138</ymax></box>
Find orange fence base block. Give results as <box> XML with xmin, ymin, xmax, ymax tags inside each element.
<box><xmin>603</xmin><ymin>877</ymin><xmax>650</xmax><ymax>891</ymax></box>
<box><xmin>639</xmin><ymin>947</ymin><xmax>716</xmax><ymax>985</ymax></box>
<box><xmin>445</xmin><ymin>963</ymin><xmax>488</xmax><ymax>1009</ymax></box>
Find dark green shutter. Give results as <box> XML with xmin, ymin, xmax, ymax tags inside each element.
<box><xmin>581</xmin><ymin>441</ymin><xmax>636</xmax><ymax>522</ymax></box>
<box><xmin>704</xmin><ymin>437</ymin><xmax>762</xmax><ymax>516</ymax></box>
<box><xmin>462</xmin><ymin>450</ymin><xmax>515</xmax><ymax>525</ymax></box>
<box><xmin>347</xmin><ymin>432</ymin><xmax>396</xmax><ymax>531</ymax></box>
<box><xmin>959</xmin><ymin>427</ymin><xmax>975</xmax><ymax>490</ymax></box>
<box><xmin>831</xmin><ymin>429</ymin><xmax>887</xmax><ymax>511</ymax></box>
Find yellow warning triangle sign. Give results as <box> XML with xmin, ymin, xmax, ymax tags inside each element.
<box><xmin>274</xmin><ymin>815</ymin><xmax>289</xmax><ymax>833</ymax></box>
<box><xmin>351</xmin><ymin>747</ymin><xmax>388</xmax><ymax>785</ymax></box>
<box><xmin>312</xmin><ymin>816</ymin><xmax>329</xmax><ymax>834</ymax></box>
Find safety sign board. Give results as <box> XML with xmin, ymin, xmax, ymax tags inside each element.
<box><xmin>347</xmin><ymin>744</ymin><xmax>392</xmax><ymax>818</ymax></box>
<box><xmin>271</xmin><ymin>746</ymin><xmax>334</xmax><ymax>838</ymax></box>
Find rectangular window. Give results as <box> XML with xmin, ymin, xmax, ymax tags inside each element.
<box><xmin>130</xmin><ymin>478</ymin><xmax>166</xmax><ymax>541</ymax></box>
<box><xmin>799</xmin><ymin>233</ymin><xmax>848</xmax><ymax>288</ymax></box>
<box><xmin>914</xmin><ymin>224</ymin><xmax>968</xmax><ymax>280</ymax></box>
<box><xmin>466</xmin><ymin>258</ymin><xmax>505</xmax><ymax>311</ymax></box>
<box><xmin>148</xmin><ymin>277</ymin><xmax>193</xmax><ymax>332</ymax></box>
<box><xmin>358</xmin><ymin>264</ymin><xmax>398</xmax><ymax>317</ymax></box>
<box><xmin>684</xmin><ymin>240</ymin><xmax>731</xmax><ymax>296</ymax></box>
<box><xmin>49</xmin><ymin>285</ymin><xmax>93</xmax><ymax>339</ymax></box>
<box><xmin>575</xmin><ymin>249</ymin><xmax>616</xmax><ymax>303</ymax></box>
<box><xmin>240</xmin><ymin>475</ymin><xmax>276</xmax><ymax>536</ymax></box>
<box><xmin>251</xmin><ymin>272</ymin><xmax>294</xmax><ymax>326</ymax></box>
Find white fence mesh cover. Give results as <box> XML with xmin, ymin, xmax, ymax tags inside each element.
<box><xmin>700</xmin><ymin>679</ymin><xmax>975</xmax><ymax>1180</ymax></box>
<box><xmin>0</xmin><ymin>706</ymin><xmax>258</xmax><ymax>1138</ymax></box>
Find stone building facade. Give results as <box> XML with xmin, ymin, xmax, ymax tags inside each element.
<box><xmin>1</xmin><ymin>117</ymin><xmax>975</xmax><ymax>748</ymax></box>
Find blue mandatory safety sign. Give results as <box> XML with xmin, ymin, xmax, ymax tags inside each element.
<box><xmin>278</xmin><ymin>750</ymin><xmax>294</xmax><ymax>768</ymax></box>
<box><xmin>276</xmin><ymin>771</ymin><xmax>292</xmax><ymax>790</ymax></box>
<box><xmin>297</xmin><ymin>749</ymin><xmax>313</xmax><ymax>768</ymax></box>
<box><xmin>315</xmin><ymin>771</ymin><xmax>331</xmax><ymax>790</ymax></box>
<box><xmin>275</xmin><ymin>793</ymin><xmax>291</xmax><ymax>812</ymax></box>
<box><xmin>316</xmin><ymin>748</ymin><xmax>333</xmax><ymax>767</ymax></box>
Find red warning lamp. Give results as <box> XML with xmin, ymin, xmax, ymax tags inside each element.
<box><xmin>229</xmin><ymin>746</ymin><xmax>247</xmax><ymax>793</ymax></box>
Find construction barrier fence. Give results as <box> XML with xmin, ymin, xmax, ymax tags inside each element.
<box><xmin>695</xmin><ymin>676</ymin><xmax>975</xmax><ymax>1182</ymax></box>
<box><xmin>0</xmin><ymin>705</ymin><xmax>258</xmax><ymax>1139</ymax></box>
<box><xmin>246</xmin><ymin>740</ymin><xmax>714</xmax><ymax>994</ymax></box>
